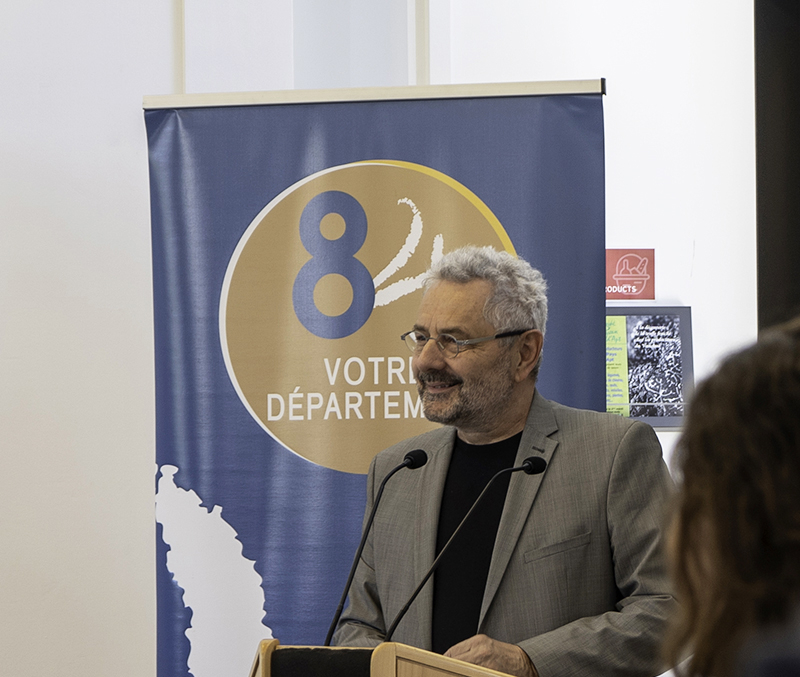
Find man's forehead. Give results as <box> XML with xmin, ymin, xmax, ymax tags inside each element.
<box><xmin>414</xmin><ymin>279</ymin><xmax>493</xmax><ymax>332</ymax></box>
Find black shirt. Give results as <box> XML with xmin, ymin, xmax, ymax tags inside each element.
<box><xmin>431</xmin><ymin>432</ymin><xmax>521</xmax><ymax>655</ymax></box>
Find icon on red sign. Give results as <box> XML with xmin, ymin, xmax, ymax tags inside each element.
<box><xmin>606</xmin><ymin>249</ymin><xmax>655</xmax><ymax>300</ymax></box>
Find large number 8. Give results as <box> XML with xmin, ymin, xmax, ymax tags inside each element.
<box><xmin>292</xmin><ymin>191</ymin><xmax>375</xmax><ymax>339</ymax></box>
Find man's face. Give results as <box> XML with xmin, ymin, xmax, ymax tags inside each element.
<box><xmin>411</xmin><ymin>279</ymin><xmax>519</xmax><ymax>434</ymax></box>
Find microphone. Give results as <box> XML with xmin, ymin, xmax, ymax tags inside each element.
<box><xmin>402</xmin><ymin>448</ymin><xmax>428</xmax><ymax>469</ymax></box>
<box><xmin>521</xmin><ymin>455</ymin><xmax>547</xmax><ymax>475</ymax></box>
<box><xmin>383</xmin><ymin>455</ymin><xmax>547</xmax><ymax>642</ymax></box>
<box><xmin>324</xmin><ymin>448</ymin><xmax>428</xmax><ymax>645</ymax></box>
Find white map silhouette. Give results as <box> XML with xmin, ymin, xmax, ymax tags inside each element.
<box><xmin>156</xmin><ymin>464</ymin><xmax>273</xmax><ymax>677</ymax></box>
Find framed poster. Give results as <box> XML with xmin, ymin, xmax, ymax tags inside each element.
<box><xmin>606</xmin><ymin>306</ymin><xmax>693</xmax><ymax>428</ymax></box>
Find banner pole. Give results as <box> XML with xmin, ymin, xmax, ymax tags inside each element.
<box><xmin>174</xmin><ymin>0</ymin><xmax>186</xmax><ymax>94</ymax></box>
<box><xmin>415</xmin><ymin>0</ymin><xmax>430</xmax><ymax>86</ymax></box>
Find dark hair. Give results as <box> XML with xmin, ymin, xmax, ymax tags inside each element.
<box><xmin>664</xmin><ymin>317</ymin><xmax>800</xmax><ymax>677</ymax></box>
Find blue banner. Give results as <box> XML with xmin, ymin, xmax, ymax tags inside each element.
<box><xmin>145</xmin><ymin>90</ymin><xmax>605</xmax><ymax>677</ymax></box>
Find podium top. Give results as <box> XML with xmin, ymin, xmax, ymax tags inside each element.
<box><xmin>250</xmin><ymin>640</ymin><xmax>516</xmax><ymax>677</ymax></box>
<box><xmin>373</xmin><ymin>642</ymin><xmax>515</xmax><ymax>677</ymax></box>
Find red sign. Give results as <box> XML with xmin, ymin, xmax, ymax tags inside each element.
<box><xmin>606</xmin><ymin>249</ymin><xmax>655</xmax><ymax>299</ymax></box>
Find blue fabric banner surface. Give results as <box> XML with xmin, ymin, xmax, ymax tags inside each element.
<box><xmin>145</xmin><ymin>91</ymin><xmax>605</xmax><ymax>677</ymax></box>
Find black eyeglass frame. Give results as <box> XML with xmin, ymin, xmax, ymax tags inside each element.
<box><xmin>400</xmin><ymin>328</ymin><xmax>532</xmax><ymax>357</ymax></box>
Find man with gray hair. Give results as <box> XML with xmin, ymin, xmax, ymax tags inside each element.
<box><xmin>334</xmin><ymin>246</ymin><xmax>675</xmax><ymax>677</ymax></box>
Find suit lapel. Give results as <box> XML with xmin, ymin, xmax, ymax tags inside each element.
<box><xmin>479</xmin><ymin>392</ymin><xmax>559</xmax><ymax>628</ymax></box>
<box><xmin>407</xmin><ymin>427</ymin><xmax>455</xmax><ymax>649</ymax></box>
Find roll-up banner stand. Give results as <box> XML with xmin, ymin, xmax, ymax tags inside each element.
<box><xmin>144</xmin><ymin>79</ymin><xmax>606</xmax><ymax>677</ymax></box>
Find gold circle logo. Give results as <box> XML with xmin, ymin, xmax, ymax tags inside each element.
<box><xmin>220</xmin><ymin>161</ymin><xmax>515</xmax><ymax>473</ymax></box>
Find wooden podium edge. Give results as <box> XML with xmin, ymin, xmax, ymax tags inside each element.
<box><xmin>249</xmin><ymin>640</ymin><xmax>514</xmax><ymax>677</ymax></box>
<box><xmin>249</xmin><ymin>639</ymin><xmax>280</xmax><ymax>677</ymax></box>
<box><xmin>372</xmin><ymin>643</ymin><xmax>514</xmax><ymax>677</ymax></box>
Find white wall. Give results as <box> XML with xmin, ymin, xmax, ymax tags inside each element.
<box><xmin>0</xmin><ymin>1</ymin><xmax>755</xmax><ymax>675</ymax></box>
<box><xmin>439</xmin><ymin>0</ymin><xmax>756</xmax><ymax>460</ymax></box>
<box><xmin>0</xmin><ymin>1</ymin><xmax>172</xmax><ymax>675</ymax></box>
<box><xmin>186</xmin><ymin>0</ymin><xmax>293</xmax><ymax>92</ymax></box>
<box><xmin>444</xmin><ymin>0</ymin><xmax>757</xmax><ymax>372</ymax></box>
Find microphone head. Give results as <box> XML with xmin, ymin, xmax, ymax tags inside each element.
<box><xmin>522</xmin><ymin>456</ymin><xmax>547</xmax><ymax>475</ymax></box>
<box><xmin>403</xmin><ymin>449</ymin><xmax>428</xmax><ymax>469</ymax></box>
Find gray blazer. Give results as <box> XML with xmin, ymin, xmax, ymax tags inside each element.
<box><xmin>334</xmin><ymin>392</ymin><xmax>676</xmax><ymax>677</ymax></box>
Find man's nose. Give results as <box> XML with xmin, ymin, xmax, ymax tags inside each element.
<box><xmin>414</xmin><ymin>337</ymin><xmax>447</xmax><ymax>371</ymax></box>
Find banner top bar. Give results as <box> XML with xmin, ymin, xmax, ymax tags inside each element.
<box><xmin>142</xmin><ymin>79</ymin><xmax>605</xmax><ymax>110</ymax></box>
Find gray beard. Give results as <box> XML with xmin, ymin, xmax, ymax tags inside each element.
<box><xmin>417</xmin><ymin>361</ymin><xmax>516</xmax><ymax>432</ymax></box>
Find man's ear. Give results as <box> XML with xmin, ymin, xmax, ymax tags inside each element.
<box><xmin>515</xmin><ymin>330</ymin><xmax>544</xmax><ymax>382</ymax></box>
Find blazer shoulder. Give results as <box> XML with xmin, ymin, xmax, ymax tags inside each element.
<box><xmin>369</xmin><ymin>426</ymin><xmax>455</xmax><ymax>475</ymax></box>
<box><xmin>537</xmin><ymin>396</ymin><xmax>661</xmax><ymax>459</ymax></box>
<box><xmin>545</xmin><ymin>397</ymin><xmax>653</xmax><ymax>435</ymax></box>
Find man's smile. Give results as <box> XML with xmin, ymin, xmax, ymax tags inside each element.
<box><xmin>418</xmin><ymin>371</ymin><xmax>463</xmax><ymax>395</ymax></box>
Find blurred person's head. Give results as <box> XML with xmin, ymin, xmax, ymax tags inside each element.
<box><xmin>664</xmin><ymin>317</ymin><xmax>800</xmax><ymax>677</ymax></box>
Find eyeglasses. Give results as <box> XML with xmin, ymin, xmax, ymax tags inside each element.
<box><xmin>400</xmin><ymin>329</ymin><xmax>531</xmax><ymax>358</ymax></box>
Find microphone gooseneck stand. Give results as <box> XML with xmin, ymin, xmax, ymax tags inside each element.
<box><xmin>324</xmin><ymin>449</ymin><xmax>428</xmax><ymax>646</ymax></box>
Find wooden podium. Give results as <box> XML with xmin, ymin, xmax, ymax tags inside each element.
<box><xmin>250</xmin><ymin>640</ymin><xmax>514</xmax><ymax>677</ymax></box>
